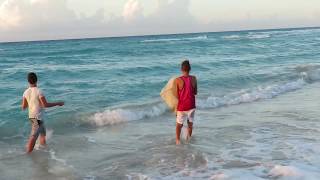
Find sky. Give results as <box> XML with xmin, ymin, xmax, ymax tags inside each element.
<box><xmin>0</xmin><ymin>0</ymin><xmax>319</xmax><ymax>42</ymax></box>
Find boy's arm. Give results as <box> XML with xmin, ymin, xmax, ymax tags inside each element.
<box><xmin>40</xmin><ymin>96</ymin><xmax>64</xmax><ymax>108</ymax></box>
<box><xmin>22</xmin><ymin>97</ymin><xmax>28</xmax><ymax>110</ymax></box>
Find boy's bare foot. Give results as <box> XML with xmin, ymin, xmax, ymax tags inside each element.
<box><xmin>176</xmin><ymin>140</ymin><xmax>181</xmax><ymax>145</ymax></box>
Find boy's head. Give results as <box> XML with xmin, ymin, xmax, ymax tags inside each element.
<box><xmin>28</xmin><ymin>72</ymin><xmax>38</xmax><ymax>85</ymax></box>
<box><xmin>181</xmin><ymin>60</ymin><xmax>191</xmax><ymax>73</ymax></box>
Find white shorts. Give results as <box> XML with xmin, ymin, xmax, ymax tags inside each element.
<box><xmin>176</xmin><ymin>109</ymin><xmax>196</xmax><ymax>125</ymax></box>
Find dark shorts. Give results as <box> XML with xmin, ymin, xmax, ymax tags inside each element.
<box><xmin>29</xmin><ymin>118</ymin><xmax>46</xmax><ymax>138</ymax></box>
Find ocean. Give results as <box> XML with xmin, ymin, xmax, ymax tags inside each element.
<box><xmin>0</xmin><ymin>27</ymin><xmax>320</xmax><ymax>179</ymax></box>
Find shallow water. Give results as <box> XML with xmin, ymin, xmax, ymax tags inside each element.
<box><xmin>1</xmin><ymin>28</ymin><xmax>320</xmax><ymax>179</ymax></box>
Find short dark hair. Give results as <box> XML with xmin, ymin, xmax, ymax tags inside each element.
<box><xmin>28</xmin><ymin>72</ymin><xmax>38</xmax><ymax>84</ymax></box>
<box><xmin>181</xmin><ymin>60</ymin><xmax>191</xmax><ymax>72</ymax></box>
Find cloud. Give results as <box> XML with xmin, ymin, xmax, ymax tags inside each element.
<box><xmin>0</xmin><ymin>0</ymin><xmax>78</xmax><ymax>31</ymax></box>
<box><xmin>0</xmin><ymin>0</ymin><xmax>198</xmax><ymax>42</ymax></box>
<box><xmin>0</xmin><ymin>0</ymin><xmax>319</xmax><ymax>42</ymax></box>
<box><xmin>0</xmin><ymin>0</ymin><xmax>22</xmax><ymax>29</ymax></box>
<box><xmin>122</xmin><ymin>0</ymin><xmax>143</xmax><ymax>22</ymax></box>
<box><xmin>0</xmin><ymin>0</ymin><xmax>104</xmax><ymax>41</ymax></box>
<box><xmin>148</xmin><ymin>0</ymin><xmax>197</xmax><ymax>31</ymax></box>
<box><xmin>120</xmin><ymin>0</ymin><xmax>200</xmax><ymax>35</ymax></box>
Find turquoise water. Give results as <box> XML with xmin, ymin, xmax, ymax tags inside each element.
<box><xmin>1</xmin><ymin>28</ymin><xmax>320</xmax><ymax>179</ymax></box>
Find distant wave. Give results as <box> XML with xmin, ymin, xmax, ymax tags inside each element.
<box><xmin>87</xmin><ymin>64</ymin><xmax>320</xmax><ymax>127</ymax></box>
<box><xmin>256</xmin><ymin>28</ymin><xmax>320</xmax><ymax>38</ymax></box>
<box><xmin>141</xmin><ymin>35</ymin><xmax>208</xmax><ymax>43</ymax></box>
<box><xmin>222</xmin><ymin>33</ymin><xmax>270</xmax><ymax>40</ymax></box>
<box><xmin>247</xmin><ymin>34</ymin><xmax>271</xmax><ymax>39</ymax></box>
<box><xmin>222</xmin><ymin>35</ymin><xmax>241</xmax><ymax>40</ymax></box>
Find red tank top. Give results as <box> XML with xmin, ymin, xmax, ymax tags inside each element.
<box><xmin>177</xmin><ymin>76</ymin><xmax>196</xmax><ymax>111</ymax></box>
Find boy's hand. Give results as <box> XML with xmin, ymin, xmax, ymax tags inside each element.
<box><xmin>57</xmin><ymin>102</ymin><xmax>64</xmax><ymax>106</ymax></box>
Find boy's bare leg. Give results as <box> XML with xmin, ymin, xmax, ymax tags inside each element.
<box><xmin>26</xmin><ymin>136</ymin><xmax>37</xmax><ymax>153</ymax></box>
<box><xmin>187</xmin><ymin>121</ymin><xmax>193</xmax><ymax>141</ymax></box>
<box><xmin>39</xmin><ymin>135</ymin><xmax>46</xmax><ymax>146</ymax></box>
<box><xmin>176</xmin><ymin>123</ymin><xmax>183</xmax><ymax>145</ymax></box>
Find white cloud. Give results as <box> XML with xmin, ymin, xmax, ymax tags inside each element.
<box><xmin>0</xmin><ymin>0</ymin><xmax>22</xmax><ymax>29</ymax></box>
<box><xmin>0</xmin><ymin>0</ymin><xmax>319</xmax><ymax>42</ymax></box>
<box><xmin>0</xmin><ymin>0</ymin><xmax>78</xmax><ymax>30</ymax></box>
<box><xmin>189</xmin><ymin>0</ymin><xmax>320</xmax><ymax>31</ymax></box>
<box><xmin>0</xmin><ymin>0</ymin><xmax>198</xmax><ymax>42</ymax></box>
<box><xmin>30</xmin><ymin>0</ymin><xmax>48</xmax><ymax>4</ymax></box>
<box><xmin>122</xmin><ymin>0</ymin><xmax>143</xmax><ymax>21</ymax></box>
<box><xmin>0</xmin><ymin>0</ymin><xmax>98</xmax><ymax>41</ymax></box>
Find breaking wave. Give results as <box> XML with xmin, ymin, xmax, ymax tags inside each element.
<box><xmin>88</xmin><ymin>64</ymin><xmax>320</xmax><ymax>127</ymax></box>
<box><xmin>89</xmin><ymin>102</ymin><xmax>167</xmax><ymax>126</ymax></box>
<box><xmin>197</xmin><ymin>79</ymin><xmax>305</xmax><ymax>109</ymax></box>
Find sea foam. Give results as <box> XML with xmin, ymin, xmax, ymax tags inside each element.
<box><xmin>269</xmin><ymin>165</ymin><xmax>301</xmax><ymax>177</ymax></box>
<box><xmin>90</xmin><ymin>103</ymin><xmax>167</xmax><ymax>126</ymax></box>
<box><xmin>222</xmin><ymin>35</ymin><xmax>241</xmax><ymax>40</ymax></box>
<box><xmin>296</xmin><ymin>64</ymin><xmax>320</xmax><ymax>81</ymax></box>
<box><xmin>198</xmin><ymin>79</ymin><xmax>305</xmax><ymax>109</ymax></box>
<box><xmin>247</xmin><ymin>34</ymin><xmax>270</xmax><ymax>39</ymax></box>
<box><xmin>222</xmin><ymin>33</ymin><xmax>270</xmax><ymax>40</ymax></box>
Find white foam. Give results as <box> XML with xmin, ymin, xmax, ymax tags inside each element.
<box><xmin>90</xmin><ymin>103</ymin><xmax>167</xmax><ymax>126</ymax></box>
<box><xmin>284</xmin><ymin>28</ymin><xmax>320</xmax><ymax>36</ymax></box>
<box><xmin>198</xmin><ymin>79</ymin><xmax>306</xmax><ymax>109</ymax></box>
<box><xmin>47</xmin><ymin>149</ymin><xmax>76</xmax><ymax>178</ymax></box>
<box><xmin>83</xmin><ymin>175</ymin><xmax>96</xmax><ymax>180</ymax></box>
<box><xmin>142</xmin><ymin>38</ymin><xmax>181</xmax><ymax>43</ymax></box>
<box><xmin>296</xmin><ymin>64</ymin><xmax>320</xmax><ymax>81</ymax></box>
<box><xmin>247</xmin><ymin>34</ymin><xmax>270</xmax><ymax>39</ymax></box>
<box><xmin>222</xmin><ymin>35</ymin><xmax>241</xmax><ymax>40</ymax></box>
<box><xmin>126</xmin><ymin>173</ymin><xmax>149</xmax><ymax>180</ymax></box>
<box><xmin>34</xmin><ymin>129</ymin><xmax>53</xmax><ymax>150</ymax></box>
<box><xmin>210</xmin><ymin>172</ymin><xmax>228</xmax><ymax>180</ymax></box>
<box><xmin>50</xmin><ymin>149</ymin><xmax>67</xmax><ymax>165</ymax></box>
<box><xmin>269</xmin><ymin>165</ymin><xmax>302</xmax><ymax>177</ymax></box>
<box><xmin>187</xmin><ymin>35</ymin><xmax>208</xmax><ymax>40</ymax></box>
<box><xmin>85</xmin><ymin>136</ymin><xmax>96</xmax><ymax>143</ymax></box>
<box><xmin>142</xmin><ymin>35</ymin><xmax>207</xmax><ymax>43</ymax></box>
<box><xmin>223</xmin><ymin>33</ymin><xmax>270</xmax><ymax>40</ymax></box>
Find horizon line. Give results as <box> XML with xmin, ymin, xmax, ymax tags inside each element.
<box><xmin>1</xmin><ymin>26</ymin><xmax>319</xmax><ymax>44</ymax></box>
